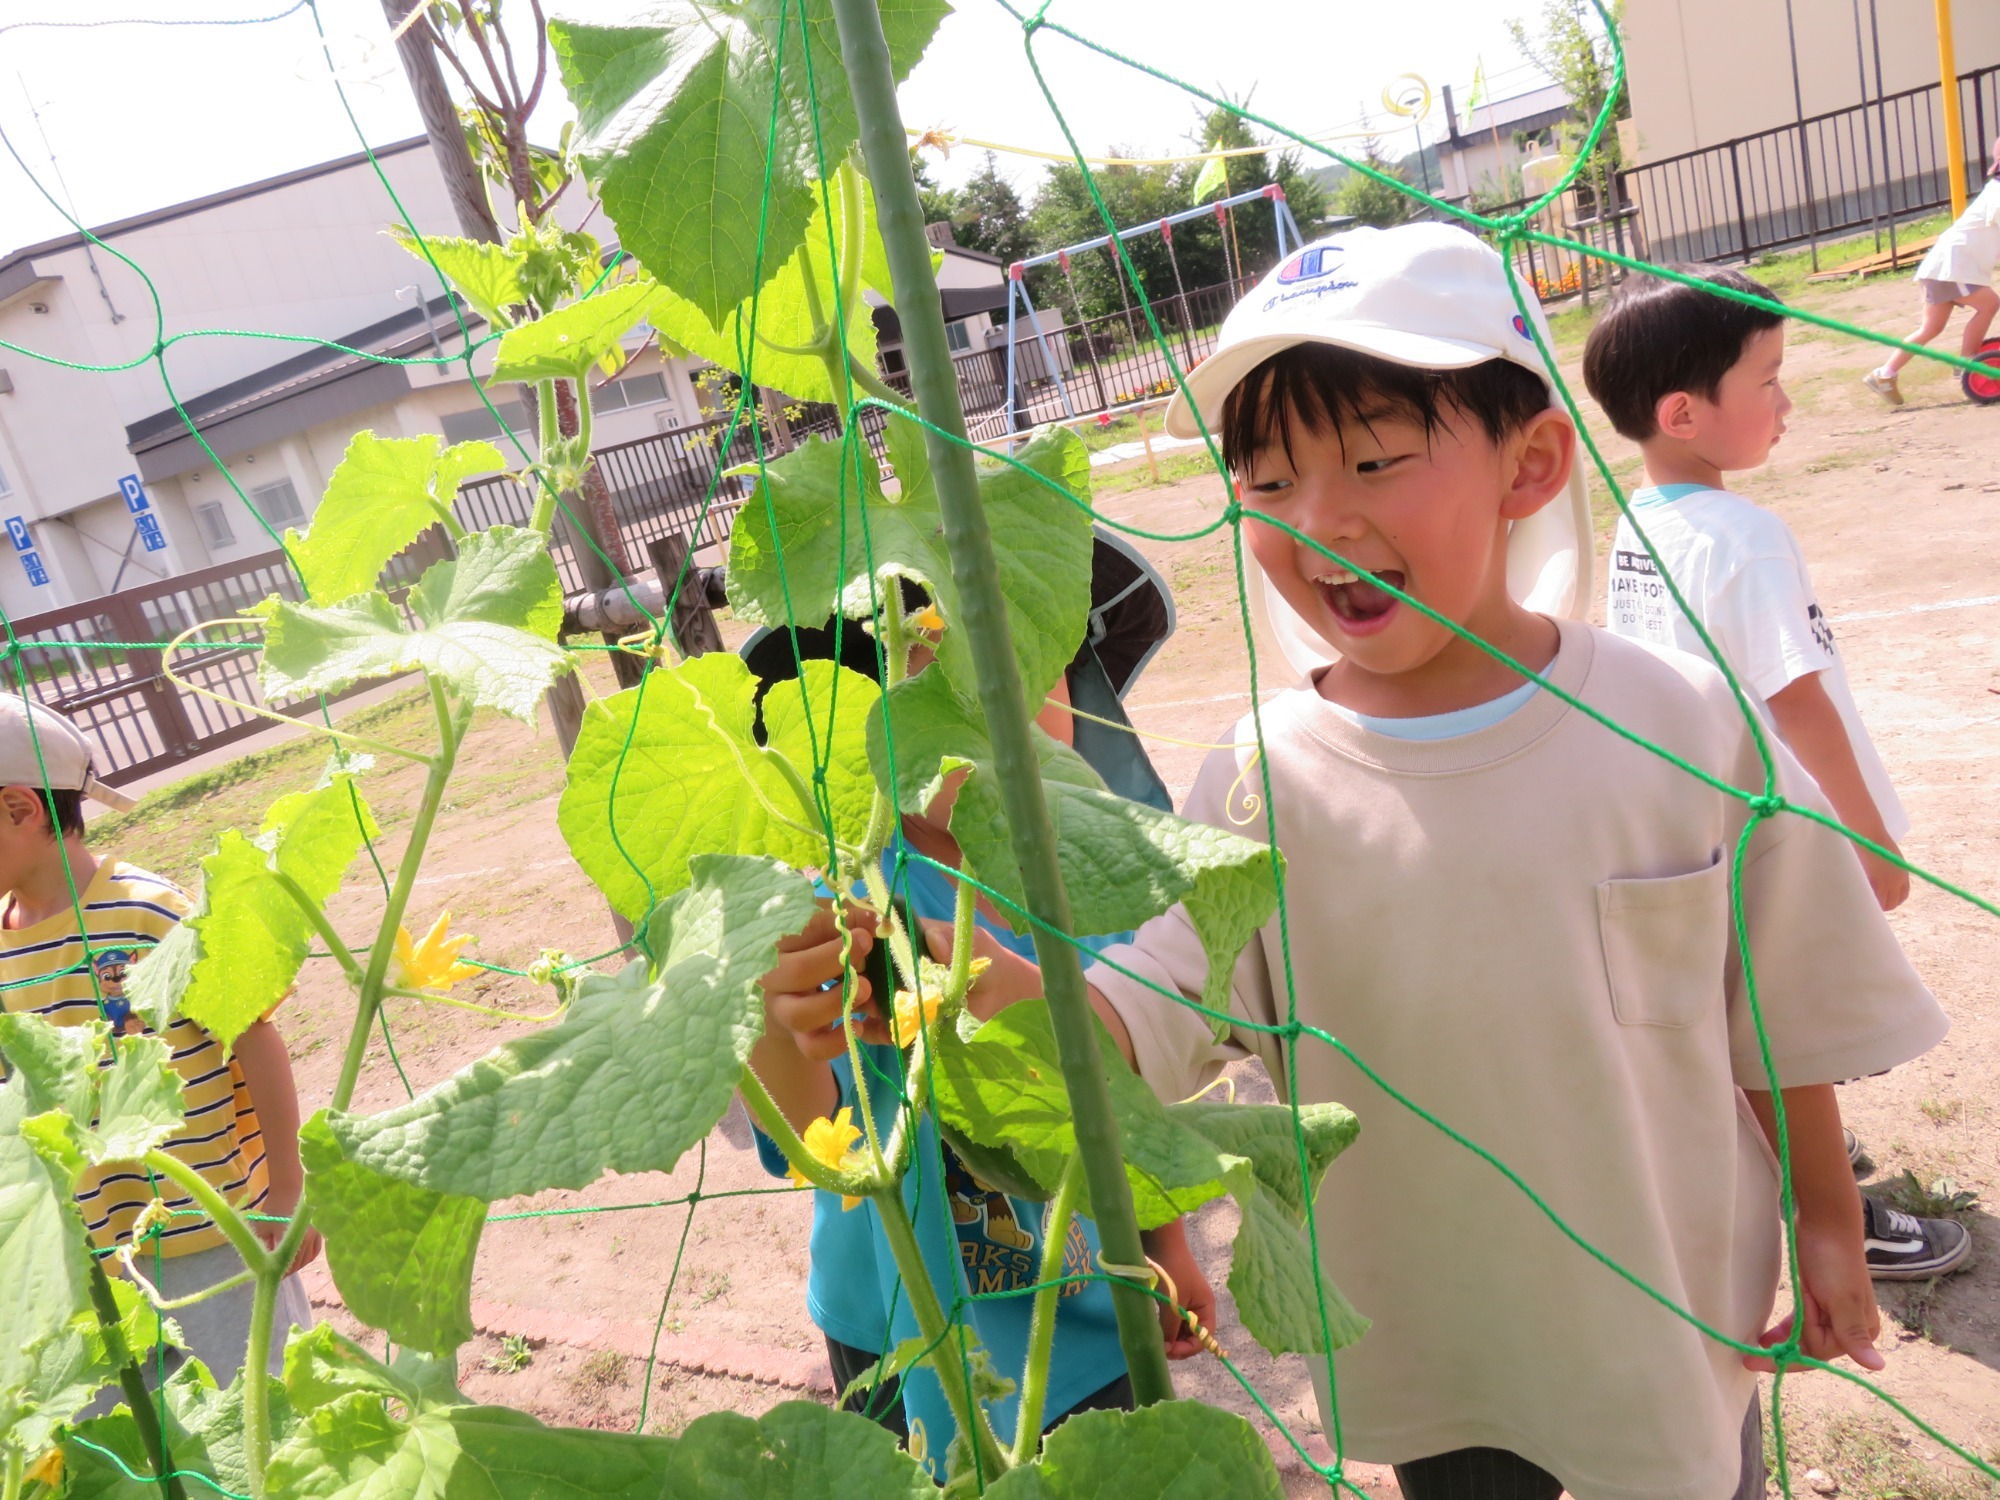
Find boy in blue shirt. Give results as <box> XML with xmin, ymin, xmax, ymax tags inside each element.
<box><xmin>746</xmin><ymin>539</ymin><xmax>1210</xmax><ymax>1471</ymax></box>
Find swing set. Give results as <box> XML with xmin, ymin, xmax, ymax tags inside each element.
<box><xmin>998</xmin><ymin>182</ymin><xmax>1309</xmax><ymax>433</ymax></box>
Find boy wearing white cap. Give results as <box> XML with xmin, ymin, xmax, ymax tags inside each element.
<box><xmin>0</xmin><ymin>694</ymin><xmax>317</xmax><ymax>1392</ymax></box>
<box><xmin>951</xmin><ymin>225</ymin><xmax>1946</xmax><ymax>1500</ymax></box>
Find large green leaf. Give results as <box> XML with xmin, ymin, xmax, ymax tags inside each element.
<box><xmin>1168</xmin><ymin>1100</ymin><xmax>1359</xmax><ymax>1224</ymax></box>
<box><xmin>872</xmin><ymin>667</ymin><xmax>1277</xmax><ymax>1007</ymax></box>
<box><xmin>488</xmin><ymin>278</ymin><xmax>668</xmax><ymax>383</ymax></box>
<box><xmin>299</xmin><ymin>1116</ymin><xmax>483</xmax><ymax>1358</ymax></box>
<box><xmin>983</xmin><ymin>1401</ymin><xmax>1285</xmax><ymax>1499</ymax></box>
<box><xmin>284</xmin><ymin>433</ymin><xmax>504</xmax><ymax>606</ymax></box>
<box><xmin>326</xmin><ymin>856</ymin><xmax>815</xmax><ymax>1202</ymax></box>
<box><xmin>0</xmin><ymin>1087</ymin><xmax>92</xmax><ymax>1402</ymax></box>
<box><xmin>762</xmin><ymin>659</ymin><xmax>881</xmax><ymax>861</ymax></box>
<box><xmin>929</xmin><ymin>1002</ymin><xmax>1236</xmax><ymax>1229</ymax></box>
<box><xmin>127</xmin><ymin>776</ymin><xmax>376</xmax><ymax>1047</ymax></box>
<box><xmin>729</xmin><ymin>424</ymin><xmax>1093</xmax><ymax>709</ymax></box>
<box><xmin>390</xmin><ymin>228</ymin><xmax>526</xmax><ymax>329</ymax></box>
<box><xmin>0</xmin><ymin>1013</ymin><xmax>99</xmax><ymax>1120</ymax></box>
<box><xmin>410</xmin><ymin>526</ymin><xmax>563</xmax><ymax>641</ymax></box>
<box><xmin>268</xmin><ymin>1393</ymin><xmax>673</xmax><ymax>1500</ymax></box>
<box><xmin>258</xmin><ymin>570</ymin><xmax>571</xmax><ymax>723</ymax></box>
<box><xmin>65</xmin><ymin>1362</ymin><xmax>293</xmax><ymax>1500</ymax></box>
<box><xmin>1223</xmin><ymin>1162</ymin><xmax>1370</xmax><ymax>1355</ymax></box>
<box><xmin>549</xmin><ymin>0</ymin><xmax>947</xmax><ymax>324</ymax></box>
<box><xmin>644</xmin><ymin>169</ymin><xmax>894</xmax><ymax>405</ymax></box>
<box><xmin>0</xmin><ymin>1279</ymin><xmax>174</xmax><ymax>1463</ymax></box>
<box><xmin>556</xmin><ymin>653</ymin><xmax>867</xmax><ymax>922</ymax></box>
<box><xmin>663</xmin><ymin>1402</ymin><xmax>933</xmax><ymax>1497</ymax></box>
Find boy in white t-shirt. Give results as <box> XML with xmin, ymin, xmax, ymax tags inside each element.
<box><xmin>929</xmin><ymin>225</ymin><xmax>1948</xmax><ymax>1500</ymax></box>
<box><xmin>1584</xmin><ymin>266</ymin><xmax>1969</xmax><ymax>1281</ymax></box>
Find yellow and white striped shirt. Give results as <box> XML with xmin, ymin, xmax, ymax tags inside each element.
<box><xmin>0</xmin><ymin>860</ymin><xmax>269</xmax><ymax>1258</ymax></box>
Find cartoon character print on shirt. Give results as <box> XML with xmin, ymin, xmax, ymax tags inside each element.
<box><xmin>944</xmin><ymin>1146</ymin><xmax>1095</xmax><ymax>1298</ymax></box>
<box><xmin>92</xmin><ymin>948</ymin><xmax>137</xmax><ymax>1035</ymax></box>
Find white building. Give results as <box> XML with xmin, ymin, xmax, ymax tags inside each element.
<box><xmin>0</xmin><ymin>137</ymin><xmax>706</xmax><ymax>618</ymax></box>
<box><xmin>1435</xmin><ymin>84</ymin><xmax>1580</xmax><ymax>208</ymax></box>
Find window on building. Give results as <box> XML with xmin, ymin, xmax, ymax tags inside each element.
<box><xmin>194</xmin><ymin>500</ymin><xmax>236</xmax><ymax>550</ymax></box>
<box><xmin>249</xmin><ymin>478</ymin><xmax>305</xmax><ymax>528</ymax></box>
<box><xmin>440</xmin><ymin>399</ymin><xmax>530</xmax><ymax>446</ymax></box>
<box><xmin>592</xmin><ymin>372</ymin><xmax>672</xmax><ymax>413</ymax></box>
<box><xmin>945</xmin><ymin>319</ymin><xmax>972</xmax><ymax>353</ymax></box>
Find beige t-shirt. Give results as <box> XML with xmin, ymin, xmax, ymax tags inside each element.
<box><xmin>1091</xmin><ymin>620</ymin><xmax>1946</xmax><ymax>1500</ymax></box>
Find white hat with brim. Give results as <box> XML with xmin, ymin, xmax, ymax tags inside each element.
<box><xmin>1162</xmin><ymin>223</ymin><xmax>1593</xmax><ymax>676</ymax></box>
<box><xmin>0</xmin><ymin>694</ymin><xmax>138</xmax><ymax>812</ymax></box>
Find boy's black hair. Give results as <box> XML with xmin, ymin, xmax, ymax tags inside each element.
<box><xmin>1219</xmin><ymin>343</ymin><xmax>1550</xmax><ymax>474</ymax></box>
<box><xmin>1581</xmin><ymin>266</ymin><xmax>1783</xmax><ymax>441</ymax></box>
<box><xmin>37</xmin><ymin>787</ymin><xmax>85</xmax><ymax>840</ymax></box>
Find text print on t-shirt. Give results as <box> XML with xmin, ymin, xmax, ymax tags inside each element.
<box><xmin>1608</xmin><ymin>547</ymin><xmax>1674</xmax><ymax>642</ymax></box>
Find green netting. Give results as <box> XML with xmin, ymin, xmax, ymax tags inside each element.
<box><xmin>0</xmin><ymin>0</ymin><xmax>1994</xmax><ymax>1497</ymax></box>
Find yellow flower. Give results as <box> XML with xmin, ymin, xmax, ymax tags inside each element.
<box><xmin>26</xmin><ymin>1447</ymin><xmax>63</xmax><ymax>1487</ymax></box>
<box><xmin>790</xmin><ymin>1107</ymin><xmax>868</xmax><ymax>1210</ymax></box>
<box><xmin>391</xmin><ymin>913</ymin><xmax>482</xmax><ymax>992</ymax></box>
<box><xmin>909</xmin><ymin>603</ymin><xmax>946</xmax><ymax>633</ymax></box>
<box><xmin>892</xmin><ymin>956</ymin><xmax>988</xmax><ymax>1042</ymax></box>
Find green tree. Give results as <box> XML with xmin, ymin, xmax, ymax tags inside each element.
<box><xmin>1505</xmin><ymin>0</ymin><xmax>1629</xmax><ymax>211</ymax></box>
<box><xmin>947</xmin><ymin>152</ymin><xmax>1036</xmax><ymax>267</ymax></box>
<box><xmin>1336</xmin><ymin>140</ymin><xmax>1416</xmax><ymax>228</ymax></box>
<box><xmin>1192</xmin><ymin>103</ymin><xmax>1331</xmax><ymax>269</ymax></box>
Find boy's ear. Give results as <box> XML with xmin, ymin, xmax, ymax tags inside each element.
<box><xmin>1499</xmin><ymin>408</ymin><xmax>1575</xmax><ymax>522</ymax></box>
<box><xmin>0</xmin><ymin>786</ymin><xmax>44</xmax><ymax>832</ymax></box>
<box><xmin>1653</xmin><ymin>389</ymin><xmax>1700</xmax><ymax>442</ymax></box>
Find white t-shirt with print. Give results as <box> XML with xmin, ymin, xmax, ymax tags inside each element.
<box><xmin>1605</xmin><ymin>484</ymin><xmax>1909</xmax><ymax>838</ymax></box>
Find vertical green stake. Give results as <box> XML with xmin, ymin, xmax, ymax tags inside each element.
<box><xmin>827</xmin><ymin>0</ymin><xmax>1177</xmax><ymax>1411</ymax></box>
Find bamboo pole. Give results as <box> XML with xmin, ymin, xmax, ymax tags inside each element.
<box><xmin>827</xmin><ymin>0</ymin><xmax>1177</xmax><ymax>1411</ymax></box>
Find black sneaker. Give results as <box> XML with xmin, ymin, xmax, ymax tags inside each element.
<box><xmin>1863</xmin><ymin>1195</ymin><xmax>1973</xmax><ymax>1281</ymax></box>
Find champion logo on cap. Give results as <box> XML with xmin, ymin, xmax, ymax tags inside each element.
<box><xmin>1511</xmin><ymin>313</ymin><xmax>1532</xmax><ymax>340</ymax></box>
<box><xmin>1275</xmin><ymin>245</ymin><xmax>1347</xmax><ymax>284</ymax></box>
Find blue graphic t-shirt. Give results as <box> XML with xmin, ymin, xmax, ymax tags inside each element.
<box><xmin>753</xmin><ymin>847</ymin><xmax>1128</xmax><ymax>1473</ymax></box>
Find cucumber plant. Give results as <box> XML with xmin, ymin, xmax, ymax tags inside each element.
<box><xmin>0</xmin><ymin>2</ymin><xmax>1369</xmax><ymax>1496</ymax></box>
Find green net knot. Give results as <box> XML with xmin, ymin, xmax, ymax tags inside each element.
<box><xmin>1222</xmin><ymin>499</ymin><xmax>1244</xmax><ymax>527</ymax></box>
<box><xmin>1022</xmin><ymin>1</ymin><xmax>1052</xmax><ymax>34</ymax></box>
<box><xmin>1747</xmin><ymin>793</ymin><xmax>1786</xmax><ymax>820</ymax></box>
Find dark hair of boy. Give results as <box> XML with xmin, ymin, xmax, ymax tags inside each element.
<box><xmin>1581</xmin><ymin>267</ymin><xmax>1784</xmax><ymax>442</ymax></box>
<box><xmin>37</xmin><ymin>788</ymin><xmax>85</xmax><ymax>848</ymax></box>
<box><xmin>1220</xmin><ymin>343</ymin><xmax>1550</xmax><ymax>474</ymax></box>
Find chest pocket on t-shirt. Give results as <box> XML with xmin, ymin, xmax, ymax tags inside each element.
<box><xmin>1597</xmin><ymin>853</ymin><xmax>1730</xmax><ymax>1028</ymax></box>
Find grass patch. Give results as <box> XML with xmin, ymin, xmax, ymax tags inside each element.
<box><xmin>483</xmin><ymin>1333</ymin><xmax>534</xmax><ymax>1374</ymax></box>
<box><xmin>573</xmin><ymin>1349</ymin><xmax>628</xmax><ymax>1395</ymax></box>
<box><xmin>1092</xmin><ymin>450</ymin><xmax>1221</xmax><ymax>497</ymax></box>
<box><xmin>1772</xmin><ymin>1408</ymin><xmax>2000</xmax><ymax>1500</ymax></box>
<box><xmin>88</xmin><ymin>689</ymin><xmax>438</xmax><ymax>886</ymax></box>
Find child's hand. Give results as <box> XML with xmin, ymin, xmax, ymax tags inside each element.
<box><xmin>918</xmin><ymin>918</ymin><xmax>1043</xmax><ymax>1019</ymax></box>
<box><xmin>1142</xmin><ymin>1218</ymin><xmax>1218</xmax><ymax>1361</ymax></box>
<box><xmin>1744</xmin><ymin>1216</ymin><xmax>1883</xmax><ymax>1374</ymax></box>
<box><xmin>256</xmin><ymin>1182</ymin><xmax>323</xmax><ymax>1276</ymax></box>
<box><xmin>1863</xmin><ymin>838</ymin><xmax>1911</xmax><ymax>912</ymax></box>
<box><xmin>759</xmin><ymin>902</ymin><xmax>887</xmax><ymax>1060</ymax></box>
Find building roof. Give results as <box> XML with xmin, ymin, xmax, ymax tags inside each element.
<box><xmin>0</xmin><ymin>137</ymin><xmax>430</xmax><ymax>286</ymax></box>
<box><xmin>1442</xmin><ymin>84</ymin><xmax>1576</xmax><ymax>147</ymax></box>
<box><xmin>124</xmin><ymin>291</ymin><xmax>479</xmax><ymax>484</ymax></box>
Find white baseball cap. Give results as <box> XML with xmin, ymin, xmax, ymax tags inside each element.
<box><xmin>1164</xmin><ymin>222</ymin><xmax>1594</xmax><ymax>675</ymax></box>
<box><xmin>0</xmin><ymin>694</ymin><xmax>137</xmax><ymax>812</ymax></box>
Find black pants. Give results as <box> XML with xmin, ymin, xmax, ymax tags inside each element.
<box><xmin>1392</xmin><ymin>1402</ymin><xmax>1765</xmax><ymax>1500</ymax></box>
<box><xmin>826</xmin><ymin>1336</ymin><xmax>1133</xmax><ymax>1442</ymax></box>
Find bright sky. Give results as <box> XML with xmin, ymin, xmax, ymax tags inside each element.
<box><xmin>0</xmin><ymin>0</ymin><xmax>1550</xmax><ymax>256</ymax></box>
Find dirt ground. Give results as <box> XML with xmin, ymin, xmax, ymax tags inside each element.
<box><xmin>228</xmin><ymin>267</ymin><xmax>2000</xmax><ymax>1494</ymax></box>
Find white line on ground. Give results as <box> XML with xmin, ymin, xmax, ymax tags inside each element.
<box><xmin>1839</xmin><ymin>593</ymin><xmax>2000</xmax><ymax>623</ymax></box>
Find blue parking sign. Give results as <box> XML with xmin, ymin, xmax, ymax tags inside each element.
<box><xmin>21</xmin><ymin>551</ymin><xmax>48</xmax><ymax>587</ymax></box>
<box><xmin>134</xmin><ymin>512</ymin><xmax>167</xmax><ymax>552</ymax></box>
<box><xmin>119</xmin><ymin>475</ymin><xmax>149</xmax><ymax>513</ymax></box>
<box><xmin>5</xmin><ymin>517</ymin><xmax>29</xmax><ymax>553</ymax></box>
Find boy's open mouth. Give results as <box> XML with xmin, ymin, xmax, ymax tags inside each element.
<box><xmin>1315</xmin><ymin>566</ymin><xmax>1405</xmax><ymax>627</ymax></box>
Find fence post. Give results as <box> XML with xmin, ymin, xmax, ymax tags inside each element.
<box><xmin>646</xmin><ymin>535</ymin><xmax>722</xmax><ymax>659</ymax></box>
<box><xmin>1729</xmin><ymin>141</ymin><xmax>1753</xmax><ymax>261</ymax></box>
<box><xmin>102</xmin><ymin>589</ymin><xmax>201</xmax><ymax>766</ymax></box>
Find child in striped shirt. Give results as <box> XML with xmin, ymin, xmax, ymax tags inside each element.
<box><xmin>0</xmin><ymin>693</ymin><xmax>317</xmax><ymax>1392</ymax></box>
